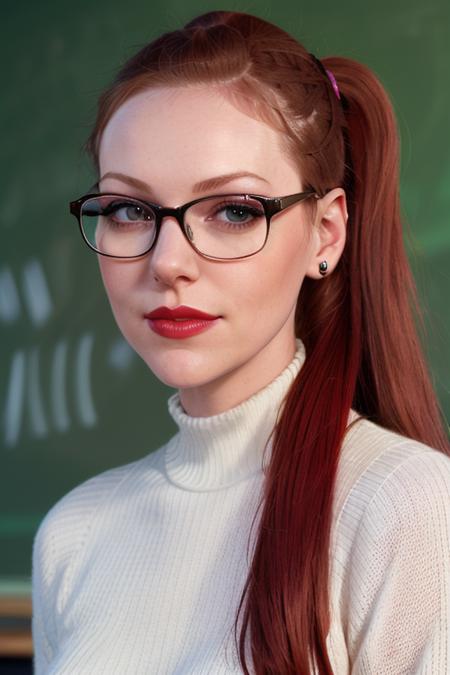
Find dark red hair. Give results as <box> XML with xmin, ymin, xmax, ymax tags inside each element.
<box><xmin>83</xmin><ymin>11</ymin><xmax>450</xmax><ymax>673</ymax></box>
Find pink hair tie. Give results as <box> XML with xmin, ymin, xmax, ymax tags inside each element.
<box><xmin>309</xmin><ymin>53</ymin><xmax>342</xmax><ymax>103</ymax></box>
<box><xmin>325</xmin><ymin>68</ymin><xmax>341</xmax><ymax>100</ymax></box>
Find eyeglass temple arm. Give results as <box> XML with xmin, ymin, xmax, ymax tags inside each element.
<box><xmin>265</xmin><ymin>190</ymin><xmax>320</xmax><ymax>218</ymax></box>
<box><xmin>280</xmin><ymin>190</ymin><xmax>320</xmax><ymax>207</ymax></box>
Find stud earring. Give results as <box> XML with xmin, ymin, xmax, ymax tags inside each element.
<box><xmin>318</xmin><ymin>260</ymin><xmax>328</xmax><ymax>276</ymax></box>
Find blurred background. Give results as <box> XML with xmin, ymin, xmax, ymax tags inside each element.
<box><xmin>1</xmin><ymin>0</ymin><xmax>449</xmax><ymax>671</ymax></box>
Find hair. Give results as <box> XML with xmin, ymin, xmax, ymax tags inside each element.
<box><xmin>83</xmin><ymin>11</ymin><xmax>450</xmax><ymax>674</ymax></box>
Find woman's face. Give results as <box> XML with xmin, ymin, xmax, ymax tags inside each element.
<box><xmin>97</xmin><ymin>86</ymin><xmax>344</xmax><ymax>415</ymax></box>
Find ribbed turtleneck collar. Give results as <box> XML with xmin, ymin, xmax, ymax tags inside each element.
<box><xmin>164</xmin><ymin>339</ymin><xmax>306</xmax><ymax>491</ymax></box>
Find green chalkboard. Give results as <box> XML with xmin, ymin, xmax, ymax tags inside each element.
<box><xmin>1</xmin><ymin>0</ymin><xmax>449</xmax><ymax>599</ymax></box>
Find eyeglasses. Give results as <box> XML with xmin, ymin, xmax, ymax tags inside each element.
<box><xmin>69</xmin><ymin>189</ymin><xmax>321</xmax><ymax>261</ymax></box>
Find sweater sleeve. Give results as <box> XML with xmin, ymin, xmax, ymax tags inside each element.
<box><xmin>31</xmin><ymin>463</ymin><xmax>135</xmax><ymax>674</ymax></box>
<box><xmin>32</xmin><ymin>518</ymin><xmax>55</xmax><ymax>674</ymax></box>
<box><xmin>345</xmin><ymin>449</ymin><xmax>450</xmax><ymax>675</ymax></box>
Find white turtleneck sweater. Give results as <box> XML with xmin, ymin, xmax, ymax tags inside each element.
<box><xmin>32</xmin><ymin>339</ymin><xmax>450</xmax><ymax>674</ymax></box>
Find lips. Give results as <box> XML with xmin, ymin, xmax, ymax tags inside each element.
<box><xmin>144</xmin><ymin>305</ymin><xmax>221</xmax><ymax>339</ymax></box>
<box><xmin>144</xmin><ymin>305</ymin><xmax>220</xmax><ymax>320</ymax></box>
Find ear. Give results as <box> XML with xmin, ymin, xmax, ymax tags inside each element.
<box><xmin>305</xmin><ymin>187</ymin><xmax>348</xmax><ymax>279</ymax></box>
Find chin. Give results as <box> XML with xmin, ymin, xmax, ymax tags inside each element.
<box><xmin>139</xmin><ymin>348</ymin><xmax>218</xmax><ymax>390</ymax></box>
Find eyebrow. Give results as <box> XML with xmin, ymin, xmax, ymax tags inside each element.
<box><xmin>98</xmin><ymin>171</ymin><xmax>271</xmax><ymax>195</ymax></box>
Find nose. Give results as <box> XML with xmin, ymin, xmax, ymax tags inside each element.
<box><xmin>149</xmin><ymin>216</ymin><xmax>200</xmax><ymax>286</ymax></box>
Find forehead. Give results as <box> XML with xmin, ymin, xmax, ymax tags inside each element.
<box><xmin>98</xmin><ymin>86</ymin><xmax>300</xmax><ymax>197</ymax></box>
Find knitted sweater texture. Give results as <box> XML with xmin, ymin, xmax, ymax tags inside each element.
<box><xmin>32</xmin><ymin>340</ymin><xmax>450</xmax><ymax>674</ymax></box>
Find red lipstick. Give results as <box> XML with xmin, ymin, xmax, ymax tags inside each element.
<box><xmin>144</xmin><ymin>305</ymin><xmax>221</xmax><ymax>339</ymax></box>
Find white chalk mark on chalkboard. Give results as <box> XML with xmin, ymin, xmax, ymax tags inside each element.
<box><xmin>28</xmin><ymin>347</ymin><xmax>48</xmax><ymax>438</ymax></box>
<box><xmin>108</xmin><ymin>337</ymin><xmax>135</xmax><ymax>371</ymax></box>
<box><xmin>0</xmin><ymin>266</ymin><xmax>21</xmax><ymax>323</ymax></box>
<box><xmin>51</xmin><ymin>339</ymin><xmax>70</xmax><ymax>432</ymax></box>
<box><xmin>22</xmin><ymin>259</ymin><xmax>52</xmax><ymax>327</ymax></box>
<box><xmin>3</xmin><ymin>350</ymin><xmax>26</xmax><ymax>448</ymax></box>
<box><xmin>75</xmin><ymin>333</ymin><xmax>97</xmax><ymax>428</ymax></box>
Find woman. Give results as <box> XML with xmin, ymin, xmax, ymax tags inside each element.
<box><xmin>32</xmin><ymin>10</ymin><xmax>450</xmax><ymax>674</ymax></box>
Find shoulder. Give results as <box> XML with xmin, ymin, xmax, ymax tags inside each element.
<box><xmin>333</xmin><ymin>414</ymin><xmax>450</xmax><ymax>558</ymax></box>
<box><xmin>31</xmin><ymin>449</ymin><xmax>160</xmax><ymax>664</ymax></box>
<box><xmin>32</xmin><ymin>446</ymin><xmax>165</xmax><ymax>574</ymax></box>
<box><xmin>330</xmin><ymin>417</ymin><xmax>450</xmax><ymax>668</ymax></box>
<box><xmin>335</xmin><ymin>415</ymin><xmax>450</xmax><ymax>520</ymax></box>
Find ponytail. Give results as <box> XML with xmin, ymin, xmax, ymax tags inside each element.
<box><xmin>323</xmin><ymin>57</ymin><xmax>448</xmax><ymax>445</ymax></box>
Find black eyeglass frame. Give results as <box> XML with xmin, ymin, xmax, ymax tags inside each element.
<box><xmin>69</xmin><ymin>188</ymin><xmax>323</xmax><ymax>261</ymax></box>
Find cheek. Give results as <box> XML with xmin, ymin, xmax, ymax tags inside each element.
<box><xmin>226</xmin><ymin>227</ymin><xmax>311</xmax><ymax>315</ymax></box>
<box><xmin>97</xmin><ymin>258</ymin><xmax>138</xmax><ymax>317</ymax></box>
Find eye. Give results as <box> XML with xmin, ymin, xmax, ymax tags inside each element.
<box><xmin>220</xmin><ymin>203</ymin><xmax>259</xmax><ymax>222</ymax></box>
<box><xmin>209</xmin><ymin>199</ymin><xmax>265</xmax><ymax>228</ymax></box>
<box><xmin>103</xmin><ymin>200</ymin><xmax>155</xmax><ymax>224</ymax></box>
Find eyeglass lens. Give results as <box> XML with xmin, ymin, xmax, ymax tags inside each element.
<box><xmin>80</xmin><ymin>194</ymin><xmax>268</xmax><ymax>259</ymax></box>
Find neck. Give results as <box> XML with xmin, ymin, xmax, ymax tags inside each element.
<box><xmin>165</xmin><ymin>337</ymin><xmax>307</xmax><ymax>490</ymax></box>
<box><xmin>179</xmin><ymin>333</ymin><xmax>298</xmax><ymax>417</ymax></box>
